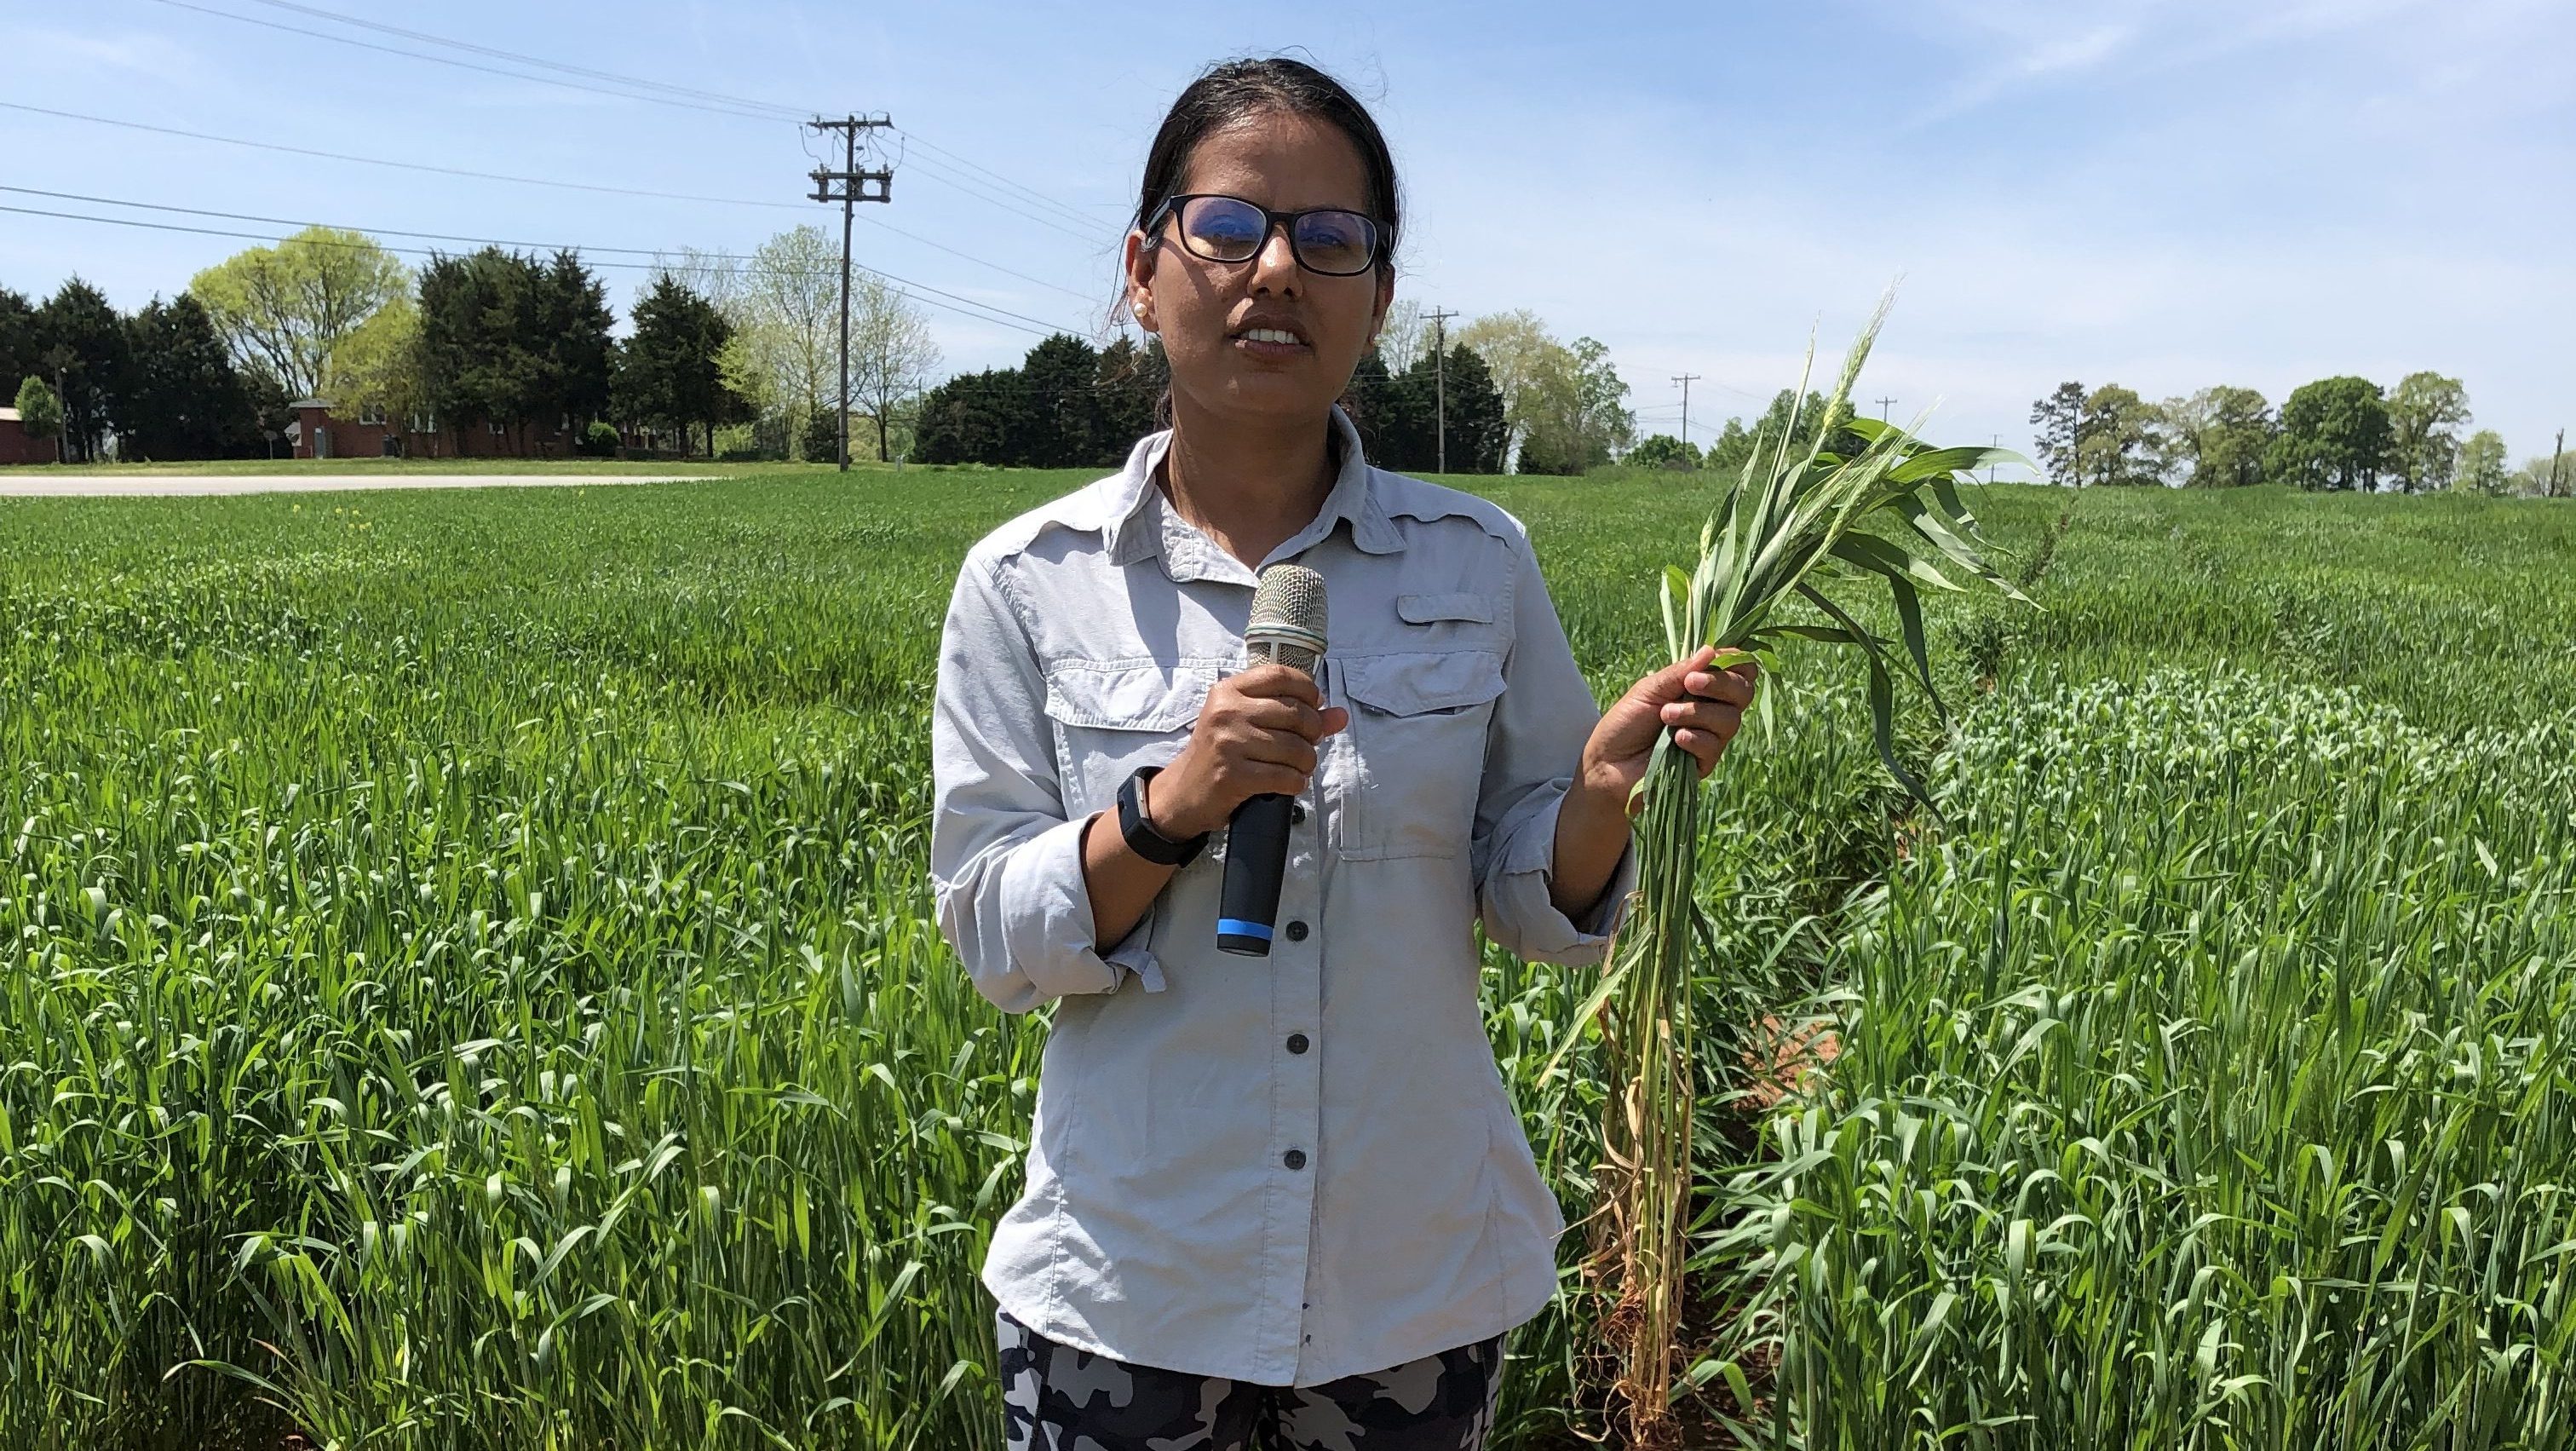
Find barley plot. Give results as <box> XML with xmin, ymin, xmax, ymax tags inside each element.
<box><xmin>0</xmin><ymin>464</ymin><xmax>2569</xmax><ymax>1450</ymax></box>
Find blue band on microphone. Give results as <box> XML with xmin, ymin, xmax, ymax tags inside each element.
<box><xmin>1216</xmin><ymin>918</ymin><xmax>1274</xmax><ymax>942</ymax></box>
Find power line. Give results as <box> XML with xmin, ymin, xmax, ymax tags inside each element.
<box><xmin>889</xmin><ymin>129</ymin><xmax>1122</xmax><ymax>230</ymax></box>
<box><xmin>0</xmin><ymin>200</ymin><xmax>1078</xmax><ymax>340</ymax></box>
<box><xmin>142</xmin><ymin>0</ymin><xmax>792</xmax><ymax>124</ymax></box>
<box><xmin>138</xmin><ymin>0</ymin><xmax>1113</xmax><ymax>241</ymax></box>
<box><xmin>0</xmin><ymin>101</ymin><xmax>1100</xmax><ymax>304</ymax></box>
<box><xmin>226</xmin><ymin>0</ymin><xmax>811</xmax><ymax>119</ymax></box>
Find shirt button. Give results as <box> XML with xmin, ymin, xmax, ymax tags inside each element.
<box><xmin>1283</xmin><ymin>1149</ymin><xmax>1307</xmax><ymax>1171</ymax></box>
<box><xmin>1291</xmin><ymin>801</ymin><xmax>1308</xmax><ymax>824</ymax></box>
<box><xmin>1285</xmin><ymin>920</ymin><xmax>1309</xmax><ymax>941</ymax></box>
<box><xmin>1286</xmin><ymin>1033</ymin><xmax>1309</xmax><ymax>1054</ymax></box>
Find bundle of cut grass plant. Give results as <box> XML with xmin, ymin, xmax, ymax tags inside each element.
<box><xmin>1576</xmin><ymin>297</ymin><xmax>2033</xmax><ymax>1445</ymax></box>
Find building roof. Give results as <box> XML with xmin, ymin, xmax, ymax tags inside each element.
<box><xmin>0</xmin><ymin>408</ymin><xmax>20</xmax><ymax>423</ymax></box>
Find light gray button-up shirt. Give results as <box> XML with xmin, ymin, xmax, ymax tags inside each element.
<box><xmin>930</xmin><ymin>409</ymin><xmax>1632</xmax><ymax>1386</ymax></box>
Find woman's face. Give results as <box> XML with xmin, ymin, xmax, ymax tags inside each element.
<box><xmin>1124</xmin><ymin>110</ymin><xmax>1394</xmax><ymax>432</ymax></box>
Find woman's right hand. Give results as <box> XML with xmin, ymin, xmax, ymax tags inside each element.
<box><xmin>1147</xmin><ymin>665</ymin><xmax>1349</xmax><ymax>842</ymax></box>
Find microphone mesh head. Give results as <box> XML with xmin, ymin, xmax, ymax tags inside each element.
<box><xmin>1245</xmin><ymin>563</ymin><xmax>1329</xmax><ymax>676</ymax></box>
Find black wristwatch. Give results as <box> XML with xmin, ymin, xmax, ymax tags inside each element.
<box><xmin>1117</xmin><ymin>766</ymin><xmax>1207</xmax><ymax>867</ymax></box>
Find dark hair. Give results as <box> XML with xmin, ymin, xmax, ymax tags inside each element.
<box><xmin>1132</xmin><ymin>57</ymin><xmax>1401</xmax><ymax>275</ymax></box>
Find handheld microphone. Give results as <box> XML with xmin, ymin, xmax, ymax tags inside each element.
<box><xmin>1217</xmin><ymin>563</ymin><xmax>1329</xmax><ymax>957</ymax></box>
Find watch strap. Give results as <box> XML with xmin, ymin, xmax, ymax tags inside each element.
<box><xmin>1118</xmin><ymin>767</ymin><xmax>1205</xmax><ymax>867</ymax></box>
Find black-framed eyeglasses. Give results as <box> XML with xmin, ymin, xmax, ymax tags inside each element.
<box><xmin>1146</xmin><ymin>193</ymin><xmax>1383</xmax><ymax>278</ymax></box>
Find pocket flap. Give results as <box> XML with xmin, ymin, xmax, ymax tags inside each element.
<box><xmin>1044</xmin><ymin>661</ymin><xmax>1213</xmax><ymax>731</ymax></box>
<box><xmin>1342</xmin><ymin>650</ymin><xmax>1507</xmax><ymax>717</ymax></box>
<box><xmin>1396</xmin><ymin>592</ymin><xmax>1497</xmax><ymax>625</ymax></box>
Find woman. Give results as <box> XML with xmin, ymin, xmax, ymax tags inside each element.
<box><xmin>932</xmin><ymin>57</ymin><xmax>1755</xmax><ymax>1450</ymax></box>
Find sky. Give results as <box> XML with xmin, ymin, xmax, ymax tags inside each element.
<box><xmin>3</xmin><ymin>0</ymin><xmax>2570</xmax><ymax>466</ymax></box>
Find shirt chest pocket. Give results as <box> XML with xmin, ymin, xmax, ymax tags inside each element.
<box><xmin>1043</xmin><ymin>660</ymin><xmax>1216</xmax><ymax>820</ymax></box>
<box><xmin>1337</xmin><ymin>648</ymin><xmax>1507</xmax><ymax>861</ymax></box>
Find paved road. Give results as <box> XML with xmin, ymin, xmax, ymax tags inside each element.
<box><xmin>0</xmin><ymin>473</ymin><xmax>722</xmax><ymax>498</ymax></box>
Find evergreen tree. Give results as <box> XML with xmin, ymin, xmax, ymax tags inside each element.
<box><xmin>1430</xmin><ymin>343</ymin><xmax>1507</xmax><ymax>474</ymax></box>
<box><xmin>1095</xmin><ymin>336</ymin><xmax>1167</xmax><ymax>462</ymax></box>
<box><xmin>0</xmin><ymin>288</ymin><xmax>36</xmax><ymax>394</ymax></box>
<box><xmin>1019</xmin><ymin>333</ymin><xmax>1101</xmax><ymax>469</ymax></box>
<box><xmin>532</xmin><ymin>251</ymin><xmax>615</xmax><ymax>443</ymax></box>
<box><xmin>419</xmin><ymin>248</ymin><xmax>543</xmax><ymax>451</ymax></box>
<box><xmin>614</xmin><ymin>274</ymin><xmax>744</xmax><ymax>458</ymax></box>
<box><xmin>2029</xmin><ymin>381</ymin><xmax>2086</xmax><ymax>486</ymax></box>
<box><xmin>913</xmin><ymin>369</ymin><xmax>1028</xmax><ymax>466</ymax></box>
<box><xmin>34</xmin><ymin>279</ymin><xmax>129</xmax><ymax>464</ymax></box>
<box><xmin>118</xmin><ymin>294</ymin><xmax>257</xmax><ymax>460</ymax></box>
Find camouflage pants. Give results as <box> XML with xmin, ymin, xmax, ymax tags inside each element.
<box><xmin>998</xmin><ymin>1310</ymin><xmax>1504</xmax><ymax>1451</ymax></box>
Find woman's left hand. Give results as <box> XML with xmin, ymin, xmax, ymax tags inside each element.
<box><xmin>1575</xmin><ymin>647</ymin><xmax>1760</xmax><ymax>818</ymax></box>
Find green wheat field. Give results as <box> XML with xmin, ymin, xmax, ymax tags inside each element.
<box><xmin>3</xmin><ymin>470</ymin><xmax>2571</xmax><ymax>1450</ymax></box>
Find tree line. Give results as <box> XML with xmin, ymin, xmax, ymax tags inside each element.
<box><xmin>2026</xmin><ymin>374</ymin><xmax>2565</xmax><ymax>496</ymax></box>
<box><xmin>3</xmin><ymin>223</ymin><xmax>941</xmax><ymax>464</ymax></box>
<box><xmin>911</xmin><ymin>304</ymin><xmax>1637</xmax><ymax>476</ymax></box>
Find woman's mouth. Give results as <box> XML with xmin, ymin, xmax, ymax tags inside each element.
<box><xmin>1232</xmin><ymin>326</ymin><xmax>1309</xmax><ymax>355</ymax></box>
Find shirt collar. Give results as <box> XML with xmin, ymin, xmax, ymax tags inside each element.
<box><xmin>1101</xmin><ymin>406</ymin><xmax>1403</xmax><ymax>578</ymax></box>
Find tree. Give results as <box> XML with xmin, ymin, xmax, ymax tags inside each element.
<box><xmin>913</xmin><ymin>369</ymin><xmax>1027</xmax><ymax>465</ymax></box>
<box><xmin>1429</xmin><ymin>343</ymin><xmax>1508</xmax><ymax>475</ymax></box>
<box><xmin>418</xmin><ymin>247</ymin><xmax>541</xmax><ymax>452</ymax></box>
<box><xmin>328</xmin><ymin>295</ymin><xmax>427</xmax><ymax>432</ymax></box>
<box><xmin>2270</xmin><ymin>376</ymin><xmax>2389</xmax><ymax>491</ymax></box>
<box><xmin>34</xmin><ymin>279</ymin><xmax>129</xmax><ymax>464</ymax></box>
<box><xmin>2078</xmin><ymin>383</ymin><xmax>2159</xmax><ymax>486</ymax></box>
<box><xmin>1516</xmin><ymin>336</ymin><xmax>1635</xmax><ymax>475</ymax></box>
<box><xmin>1704</xmin><ymin>417</ymin><xmax>1756</xmax><ymax>477</ymax></box>
<box><xmin>118</xmin><ymin>293</ymin><xmax>256</xmax><ymax>460</ymax></box>
<box><xmin>2383</xmin><ymin>371</ymin><xmax>2471</xmax><ymax>493</ymax></box>
<box><xmin>1454</xmin><ymin>309</ymin><xmax>1555</xmax><ymax>466</ymax></box>
<box><xmin>615</xmin><ymin>274</ymin><xmax>745</xmax><ymax>458</ymax></box>
<box><xmin>1344</xmin><ymin>348</ymin><xmax>1431</xmax><ymax>470</ymax></box>
<box><xmin>536</xmin><ymin>251</ymin><xmax>614</xmax><ymax>438</ymax></box>
<box><xmin>191</xmin><ymin>227</ymin><xmax>407</xmax><ymax>399</ymax></box>
<box><xmin>851</xmin><ymin>274</ymin><xmax>940</xmax><ymax>463</ymax></box>
<box><xmin>2455</xmin><ymin>429</ymin><xmax>2510</xmax><ymax>494</ymax></box>
<box><xmin>1626</xmin><ymin>434</ymin><xmax>1700</xmax><ymax>470</ymax></box>
<box><xmin>1019</xmin><ymin>333</ymin><xmax>1102</xmax><ymax>469</ymax></box>
<box><xmin>13</xmin><ymin>374</ymin><xmax>61</xmax><ymax>455</ymax></box>
<box><xmin>1374</xmin><ymin>298</ymin><xmax>1429</xmax><ymax>375</ymax></box>
<box><xmin>727</xmin><ymin>226</ymin><xmax>840</xmax><ymax>458</ymax></box>
<box><xmin>2029</xmin><ymin>382</ymin><xmax>2085</xmax><ymax>486</ymax></box>
<box><xmin>1095</xmin><ymin>336</ymin><xmax>1167</xmax><ymax>460</ymax></box>
<box><xmin>0</xmin><ymin>289</ymin><xmax>36</xmax><ymax>394</ymax></box>
<box><xmin>2159</xmin><ymin>385</ymin><xmax>2273</xmax><ymax>487</ymax></box>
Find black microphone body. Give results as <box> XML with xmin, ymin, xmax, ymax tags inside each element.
<box><xmin>1216</xmin><ymin>564</ymin><xmax>1328</xmax><ymax>958</ymax></box>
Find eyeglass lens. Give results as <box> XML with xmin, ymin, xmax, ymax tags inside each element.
<box><xmin>1176</xmin><ymin>197</ymin><xmax>1377</xmax><ymax>276</ymax></box>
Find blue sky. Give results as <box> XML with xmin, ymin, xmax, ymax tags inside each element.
<box><xmin>3</xmin><ymin>0</ymin><xmax>2569</xmax><ymax>465</ymax></box>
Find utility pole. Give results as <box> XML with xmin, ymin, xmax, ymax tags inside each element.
<box><xmin>1670</xmin><ymin>373</ymin><xmax>1701</xmax><ymax>455</ymax></box>
<box><xmin>1876</xmin><ymin>396</ymin><xmax>1898</xmax><ymax>423</ymax></box>
<box><xmin>1989</xmin><ymin>432</ymin><xmax>2000</xmax><ymax>485</ymax></box>
<box><xmin>2552</xmin><ymin>428</ymin><xmax>2567</xmax><ymax>498</ymax></box>
<box><xmin>1425</xmin><ymin>307</ymin><xmax>1458</xmax><ymax>473</ymax></box>
<box><xmin>806</xmin><ymin>113</ymin><xmax>893</xmax><ymax>473</ymax></box>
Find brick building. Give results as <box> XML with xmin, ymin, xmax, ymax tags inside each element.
<box><xmin>288</xmin><ymin>399</ymin><xmax>601</xmax><ymax>461</ymax></box>
<box><xmin>0</xmin><ymin>407</ymin><xmax>60</xmax><ymax>466</ymax></box>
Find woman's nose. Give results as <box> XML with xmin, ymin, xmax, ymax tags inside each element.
<box><xmin>1247</xmin><ymin>225</ymin><xmax>1300</xmax><ymax>292</ymax></box>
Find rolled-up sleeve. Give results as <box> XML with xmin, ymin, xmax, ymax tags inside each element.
<box><xmin>1470</xmin><ymin>530</ymin><xmax>1635</xmax><ymax>964</ymax></box>
<box><xmin>931</xmin><ymin>550</ymin><xmax>1153</xmax><ymax>1013</ymax></box>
